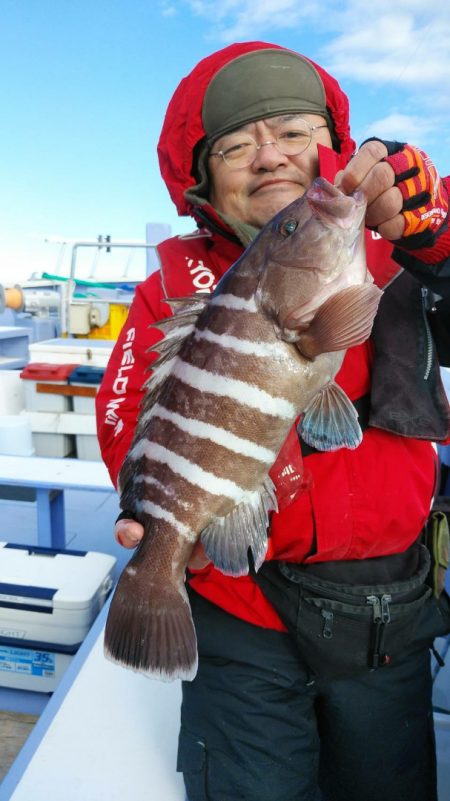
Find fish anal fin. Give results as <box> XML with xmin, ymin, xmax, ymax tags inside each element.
<box><xmin>201</xmin><ymin>477</ymin><xmax>277</xmax><ymax>576</ymax></box>
<box><xmin>299</xmin><ymin>381</ymin><xmax>362</xmax><ymax>451</ymax></box>
<box><xmin>295</xmin><ymin>283</ymin><xmax>383</xmax><ymax>359</ymax></box>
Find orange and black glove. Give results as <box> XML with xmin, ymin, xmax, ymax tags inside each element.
<box><xmin>365</xmin><ymin>138</ymin><xmax>449</xmax><ymax>250</ymax></box>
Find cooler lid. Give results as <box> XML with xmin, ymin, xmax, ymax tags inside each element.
<box><xmin>29</xmin><ymin>338</ymin><xmax>113</xmax><ymax>351</ymax></box>
<box><xmin>0</xmin><ymin>543</ymin><xmax>116</xmax><ymax>611</ymax></box>
<box><xmin>68</xmin><ymin>365</ymin><xmax>106</xmax><ymax>385</ymax></box>
<box><xmin>20</xmin><ymin>362</ymin><xmax>80</xmax><ymax>382</ymax></box>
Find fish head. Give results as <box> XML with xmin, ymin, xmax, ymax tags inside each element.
<box><xmin>256</xmin><ymin>177</ymin><xmax>368</xmax><ymax>329</ymax></box>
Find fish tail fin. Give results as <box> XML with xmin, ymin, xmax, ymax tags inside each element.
<box><xmin>104</xmin><ymin>557</ymin><xmax>198</xmax><ymax>682</ymax></box>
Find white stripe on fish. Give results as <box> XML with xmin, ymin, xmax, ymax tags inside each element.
<box><xmin>210</xmin><ymin>294</ymin><xmax>258</xmax><ymax>312</ymax></box>
<box><xmin>134</xmin><ymin>499</ymin><xmax>196</xmax><ymax>542</ymax></box>
<box><xmin>171</xmin><ymin>360</ymin><xmax>296</xmax><ymax>419</ymax></box>
<box><xmin>193</xmin><ymin>327</ymin><xmax>289</xmax><ymax>361</ymax></box>
<box><xmin>151</xmin><ymin>403</ymin><xmax>276</xmax><ymax>463</ymax></box>
<box><xmin>130</xmin><ymin>440</ymin><xmax>250</xmax><ymax>502</ymax></box>
<box><xmin>135</xmin><ymin>474</ymin><xmax>193</xmax><ymax>510</ymax></box>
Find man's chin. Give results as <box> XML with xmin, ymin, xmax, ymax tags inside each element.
<box><xmin>249</xmin><ymin>187</ymin><xmax>306</xmax><ymax>226</ymax></box>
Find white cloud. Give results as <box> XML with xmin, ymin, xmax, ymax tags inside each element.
<box><xmin>357</xmin><ymin>113</ymin><xmax>436</xmax><ymax>148</ymax></box>
<box><xmin>322</xmin><ymin>8</ymin><xmax>450</xmax><ymax>88</ymax></box>
<box><xmin>183</xmin><ymin>0</ymin><xmax>319</xmax><ymax>42</ymax></box>
<box><xmin>180</xmin><ymin>0</ymin><xmax>450</xmax><ymax>88</ymax></box>
<box><xmin>159</xmin><ymin>0</ymin><xmax>178</xmax><ymax>17</ymax></box>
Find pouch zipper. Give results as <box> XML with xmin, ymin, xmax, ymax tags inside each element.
<box><xmin>421</xmin><ymin>287</ymin><xmax>434</xmax><ymax>380</ymax></box>
<box><xmin>366</xmin><ymin>594</ymin><xmax>392</xmax><ymax>667</ymax></box>
<box><xmin>321</xmin><ymin>610</ymin><xmax>334</xmax><ymax>639</ymax></box>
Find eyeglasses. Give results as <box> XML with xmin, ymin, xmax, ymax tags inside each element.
<box><xmin>209</xmin><ymin>120</ymin><xmax>329</xmax><ymax>169</ymax></box>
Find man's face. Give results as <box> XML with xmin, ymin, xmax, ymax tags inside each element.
<box><xmin>208</xmin><ymin>114</ymin><xmax>333</xmax><ymax>228</ymax></box>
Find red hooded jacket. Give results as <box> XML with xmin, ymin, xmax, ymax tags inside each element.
<box><xmin>96</xmin><ymin>42</ymin><xmax>448</xmax><ymax>631</ymax></box>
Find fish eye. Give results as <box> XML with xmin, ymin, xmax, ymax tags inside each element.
<box><xmin>279</xmin><ymin>219</ymin><xmax>298</xmax><ymax>237</ymax></box>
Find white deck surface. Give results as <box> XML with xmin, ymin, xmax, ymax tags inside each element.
<box><xmin>0</xmin><ymin>455</ymin><xmax>113</xmax><ymax>491</ymax></box>
<box><xmin>0</xmin><ymin>482</ymin><xmax>449</xmax><ymax>800</ymax></box>
<box><xmin>0</xmin><ymin>603</ymin><xmax>185</xmax><ymax>801</ymax></box>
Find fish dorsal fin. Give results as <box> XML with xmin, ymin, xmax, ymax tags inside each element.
<box><xmin>200</xmin><ymin>476</ymin><xmax>277</xmax><ymax>577</ymax></box>
<box><xmin>293</xmin><ymin>283</ymin><xmax>383</xmax><ymax>359</ymax></box>
<box><xmin>298</xmin><ymin>380</ymin><xmax>362</xmax><ymax>451</ymax></box>
<box><xmin>150</xmin><ymin>294</ymin><xmax>210</xmax><ymax>339</ymax></box>
<box><xmin>139</xmin><ymin>294</ymin><xmax>210</xmax><ymax>416</ymax></box>
<box><xmin>147</xmin><ymin>294</ymin><xmax>209</xmax><ymax>371</ymax></box>
<box><xmin>164</xmin><ymin>295</ymin><xmax>210</xmax><ymax>314</ymax></box>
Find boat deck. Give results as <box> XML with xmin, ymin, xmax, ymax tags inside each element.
<box><xmin>0</xmin><ymin>486</ymin><xmax>449</xmax><ymax>798</ymax></box>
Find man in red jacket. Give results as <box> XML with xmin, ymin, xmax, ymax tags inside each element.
<box><xmin>96</xmin><ymin>42</ymin><xmax>450</xmax><ymax>801</ymax></box>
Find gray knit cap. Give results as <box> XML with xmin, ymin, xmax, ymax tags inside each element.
<box><xmin>202</xmin><ymin>48</ymin><xmax>331</xmax><ymax>144</ymax></box>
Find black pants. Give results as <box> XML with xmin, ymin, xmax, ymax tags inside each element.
<box><xmin>177</xmin><ymin>590</ymin><xmax>439</xmax><ymax>801</ymax></box>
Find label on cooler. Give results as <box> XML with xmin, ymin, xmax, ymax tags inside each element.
<box><xmin>0</xmin><ymin>645</ymin><xmax>55</xmax><ymax>676</ymax></box>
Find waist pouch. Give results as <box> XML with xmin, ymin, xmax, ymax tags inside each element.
<box><xmin>423</xmin><ymin>496</ymin><xmax>450</xmax><ymax>598</ymax></box>
<box><xmin>252</xmin><ymin>543</ymin><xmax>432</xmax><ymax>681</ymax></box>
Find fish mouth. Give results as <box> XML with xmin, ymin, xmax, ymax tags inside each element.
<box><xmin>306</xmin><ymin>177</ymin><xmax>366</xmax><ymax>228</ymax></box>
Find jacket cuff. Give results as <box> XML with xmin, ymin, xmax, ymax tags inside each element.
<box><xmin>396</xmin><ymin>222</ymin><xmax>450</xmax><ymax>265</ymax></box>
<box><xmin>393</xmin><ymin>175</ymin><xmax>450</xmax><ymax>265</ymax></box>
<box><xmin>115</xmin><ymin>509</ymin><xmax>138</xmax><ymax>524</ymax></box>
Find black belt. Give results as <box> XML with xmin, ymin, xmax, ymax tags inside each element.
<box><xmin>299</xmin><ymin>393</ymin><xmax>371</xmax><ymax>457</ymax></box>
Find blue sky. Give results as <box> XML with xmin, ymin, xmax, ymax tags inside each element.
<box><xmin>1</xmin><ymin>1</ymin><xmax>449</xmax><ymax>284</ymax></box>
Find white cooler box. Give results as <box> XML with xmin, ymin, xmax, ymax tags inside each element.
<box><xmin>0</xmin><ymin>542</ymin><xmax>116</xmax><ymax>692</ymax></box>
<box><xmin>29</xmin><ymin>338</ymin><xmax>114</xmax><ymax>368</ymax></box>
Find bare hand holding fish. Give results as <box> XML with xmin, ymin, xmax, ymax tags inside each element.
<box><xmin>104</xmin><ymin>177</ymin><xmax>382</xmax><ymax>681</ymax></box>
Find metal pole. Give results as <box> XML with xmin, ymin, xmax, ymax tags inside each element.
<box><xmin>63</xmin><ymin>241</ymin><xmax>158</xmax><ymax>336</ymax></box>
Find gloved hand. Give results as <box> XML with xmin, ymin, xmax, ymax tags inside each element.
<box><xmin>365</xmin><ymin>138</ymin><xmax>448</xmax><ymax>249</ymax></box>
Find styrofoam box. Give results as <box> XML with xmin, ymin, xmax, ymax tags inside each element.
<box><xmin>29</xmin><ymin>338</ymin><xmax>114</xmax><ymax>368</ymax></box>
<box><xmin>32</xmin><ymin>431</ymin><xmax>75</xmax><ymax>458</ymax></box>
<box><xmin>69</xmin><ymin>365</ymin><xmax>105</xmax><ymax>414</ymax></box>
<box><xmin>20</xmin><ymin>363</ymin><xmax>78</xmax><ymax>413</ymax></box>
<box><xmin>0</xmin><ymin>415</ymin><xmax>34</xmax><ymax>456</ymax></box>
<box><xmin>0</xmin><ymin>370</ymin><xmax>25</xmax><ymax>415</ymax></box>
<box><xmin>75</xmin><ymin>433</ymin><xmax>102</xmax><ymax>461</ymax></box>
<box><xmin>0</xmin><ymin>543</ymin><xmax>116</xmax><ymax>692</ymax></box>
<box><xmin>73</xmin><ymin>396</ymin><xmax>96</xmax><ymax>413</ymax></box>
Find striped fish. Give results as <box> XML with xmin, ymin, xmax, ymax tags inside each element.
<box><xmin>104</xmin><ymin>178</ymin><xmax>383</xmax><ymax>681</ymax></box>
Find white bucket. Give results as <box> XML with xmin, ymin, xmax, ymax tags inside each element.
<box><xmin>0</xmin><ymin>415</ymin><xmax>34</xmax><ymax>456</ymax></box>
<box><xmin>0</xmin><ymin>370</ymin><xmax>26</xmax><ymax>414</ymax></box>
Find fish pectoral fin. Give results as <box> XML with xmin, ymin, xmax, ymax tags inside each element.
<box><xmin>298</xmin><ymin>381</ymin><xmax>362</xmax><ymax>451</ymax></box>
<box><xmin>200</xmin><ymin>477</ymin><xmax>277</xmax><ymax>576</ymax></box>
<box><xmin>295</xmin><ymin>283</ymin><xmax>383</xmax><ymax>359</ymax></box>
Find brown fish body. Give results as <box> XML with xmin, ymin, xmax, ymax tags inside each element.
<box><xmin>104</xmin><ymin>178</ymin><xmax>383</xmax><ymax>680</ymax></box>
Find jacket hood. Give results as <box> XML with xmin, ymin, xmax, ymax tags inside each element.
<box><xmin>157</xmin><ymin>41</ymin><xmax>356</xmax><ymax>219</ymax></box>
